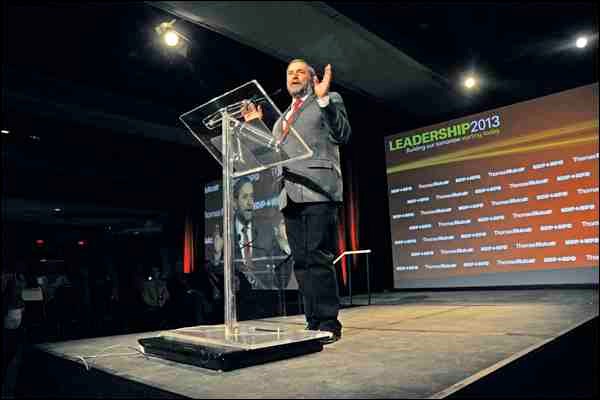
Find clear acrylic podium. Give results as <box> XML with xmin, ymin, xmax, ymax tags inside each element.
<box><xmin>139</xmin><ymin>81</ymin><xmax>331</xmax><ymax>371</ymax></box>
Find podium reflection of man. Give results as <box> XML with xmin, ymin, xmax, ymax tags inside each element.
<box><xmin>212</xmin><ymin>177</ymin><xmax>291</xmax><ymax>293</ymax></box>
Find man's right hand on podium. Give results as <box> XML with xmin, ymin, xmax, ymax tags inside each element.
<box><xmin>241</xmin><ymin>101</ymin><xmax>263</xmax><ymax>122</ymax></box>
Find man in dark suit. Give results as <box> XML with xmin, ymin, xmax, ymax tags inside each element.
<box><xmin>243</xmin><ymin>59</ymin><xmax>351</xmax><ymax>343</ymax></box>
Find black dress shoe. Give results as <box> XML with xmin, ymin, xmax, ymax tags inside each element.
<box><xmin>319</xmin><ymin>330</ymin><xmax>341</xmax><ymax>344</ymax></box>
<box><xmin>305</xmin><ymin>322</ymin><xmax>319</xmax><ymax>331</ymax></box>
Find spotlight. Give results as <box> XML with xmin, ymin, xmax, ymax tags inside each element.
<box><xmin>464</xmin><ymin>76</ymin><xmax>477</xmax><ymax>89</ymax></box>
<box><xmin>155</xmin><ymin>19</ymin><xmax>177</xmax><ymax>36</ymax></box>
<box><xmin>575</xmin><ymin>36</ymin><xmax>588</xmax><ymax>48</ymax></box>
<box><xmin>164</xmin><ymin>30</ymin><xmax>179</xmax><ymax>47</ymax></box>
<box><xmin>155</xmin><ymin>19</ymin><xmax>190</xmax><ymax>56</ymax></box>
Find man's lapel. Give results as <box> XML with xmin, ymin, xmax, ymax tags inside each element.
<box><xmin>299</xmin><ymin>94</ymin><xmax>316</xmax><ymax>114</ymax></box>
<box><xmin>281</xmin><ymin>94</ymin><xmax>315</xmax><ymax>121</ymax></box>
<box><xmin>277</xmin><ymin>94</ymin><xmax>315</xmax><ymax>137</ymax></box>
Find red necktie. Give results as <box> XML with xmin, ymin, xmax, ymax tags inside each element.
<box><xmin>280</xmin><ymin>98</ymin><xmax>304</xmax><ymax>142</ymax></box>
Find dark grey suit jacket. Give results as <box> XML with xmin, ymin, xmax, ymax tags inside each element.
<box><xmin>274</xmin><ymin>92</ymin><xmax>351</xmax><ymax>209</ymax></box>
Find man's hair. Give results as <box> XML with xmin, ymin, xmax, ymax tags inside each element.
<box><xmin>233</xmin><ymin>176</ymin><xmax>253</xmax><ymax>200</ymax></box>
<box><xmin>288</xmin><ymin>58</ymin><xmax>315</xmax><ymax>79</ymax></box>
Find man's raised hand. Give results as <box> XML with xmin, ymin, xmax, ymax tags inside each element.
<box><xmin>313</xmin><ymin>64</ymin><xmax>332</xmax><ymax>99</ymax></box>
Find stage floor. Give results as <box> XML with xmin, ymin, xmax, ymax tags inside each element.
<box><xmin>32</xmin><ymin>288</ymin><xmax>598</xmax><ymax>398</ymax></box>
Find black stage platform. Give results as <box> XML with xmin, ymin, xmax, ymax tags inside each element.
<box><xmin>16</xmin><ymin>288</ymin><xmax>598</xmax><ymax>398</ymax></box>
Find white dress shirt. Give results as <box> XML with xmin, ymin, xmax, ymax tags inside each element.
<box><xmin>236</xmin><ymin>219</ymin><xmax>253</xmax><ymax>261</ymax></box>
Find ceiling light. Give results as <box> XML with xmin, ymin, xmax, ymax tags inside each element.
<box><xmin>155</xmin><ymin>19</ymin><xmax>176</xmax><ymax>36</ymax></box>
<box><xmin>154</xmin><ymin>19</ymin><xmax>190</xmax><ymax>56</ymax></box>
<box><xmin>164</xmin><ymin>30</ymin><xmax>179</xmax><ymax>47</ymax></box>
<box><xmin>1</xmin><ymin>129</ymin><xmax>9</xmax><ymax>134</ymax></box>
<box><xmin>53</xmin><ymin>208</ymin><xmax>62</xmax><ymax>212</ymax></box>
<box><xmin>464</xmin><ymin>76</ymin><xmax>477</xmax><ymax>89</ymax></box>
<box><xmin>575</xmin><ymin>36</ymin><xmax>588</xmax><ymax>48</ymax></box>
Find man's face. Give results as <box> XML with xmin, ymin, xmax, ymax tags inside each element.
<box><xmin>287</xmin><ymin>61</ymin><xmax>311</xmax><ymax>98</ymax></box>
<box><xmin>235</xmin><ymin>182</ymin><xmax>254</xmax><ymax>224</ymax></box>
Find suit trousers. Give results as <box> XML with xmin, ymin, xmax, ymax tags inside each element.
<box><xmin>282</xmin><ymin>199</ymin><xmax>342</xmax><ymax>333</ymax></box>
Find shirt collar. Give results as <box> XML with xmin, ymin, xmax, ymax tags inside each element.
<box><xmin>290</xmin><ymin>93</ymin><xmax>310</xmax><ymax>107</ymax></box>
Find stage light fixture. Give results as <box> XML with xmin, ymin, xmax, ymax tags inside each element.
<box><xmin>1</xmin><ymin>129</ymin><xmax>9</xmax><ymax>135</ymax></box>
<box><xmin>155</xmin><ymin>19</ymin><xmax>176</xmax><ymax>36</ymax></box>
<box><xmin>575</xmin><ymin>36</ymin><xmax>588</xmax><ymax>48</ymax></box>
<box><xmin>155</xmin><ymin>19</ymin><xmax>190</xmax><ymax>56</ymax></box>
<box><xmin>464</xmin><ymin>76</ymin><xmax>477</xmax><ymax>89</ymax></box>
<box><xmin>164</xmin><ymin>30</ymin><xmax>179</xmax><ymax>47</ymax></box>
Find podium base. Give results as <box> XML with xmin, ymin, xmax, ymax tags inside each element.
<box><xmin>138</xmin><ymin>323</ymin><xmax>331</xmax><ymax>371</ymax></box>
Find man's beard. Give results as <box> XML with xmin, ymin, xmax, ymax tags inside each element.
<box><xmin>288</xmin><ymin>82</ymin><xmax>312</xmax><ymax>98</ymax></box>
